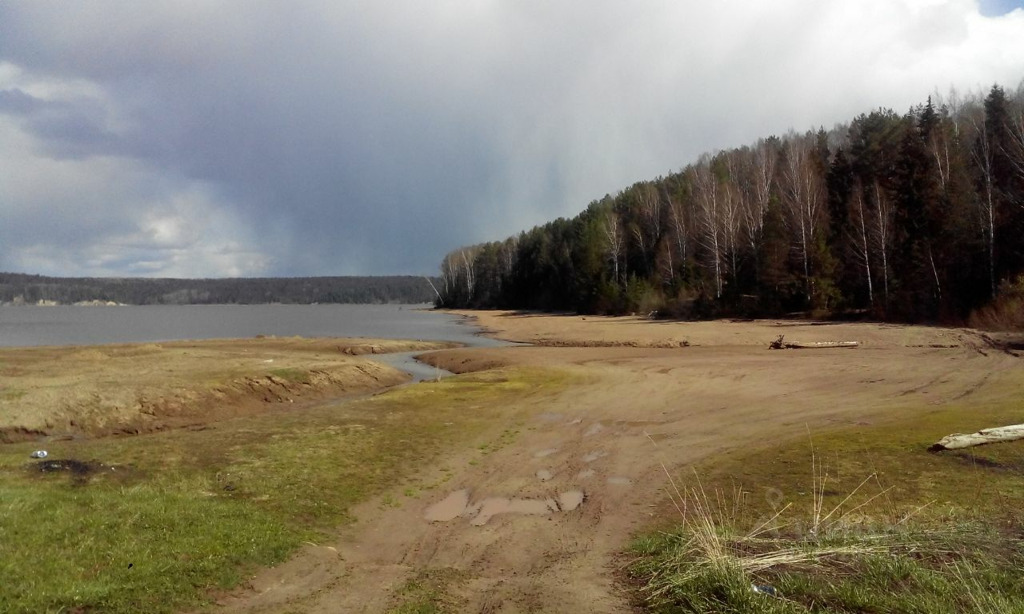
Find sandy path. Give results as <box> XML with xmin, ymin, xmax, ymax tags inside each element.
<box><xmin>210</xmin><ymin>314</ymin><xmax>1021</xmax><ymax>613</ymax></box>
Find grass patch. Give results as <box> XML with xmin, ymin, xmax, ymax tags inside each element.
<box><xmin>267</xmin><ymin>367</ymin><xmax>310</xmax><ymax>383</ymax></box>
<box><xmin>0</xmin><ymin>366</ymin><xmax>570</xmax><ymax>613</ymax></box>
<box><xmin>0</xmin><ymin>480</ymin><xmax>298</xmax><ymax>613</ymax></box>
<box><xmin>629</xmin><ymin>395</ymin><xmax>1024</xmax><ymax>613</ymax></box>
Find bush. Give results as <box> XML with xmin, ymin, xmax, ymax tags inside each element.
<box><xmin>968</xmin><ymin>275</ymin><xmax>1024</xmax><ymax>331</ymax></box>
<box><xmin>625</xmin><ymin>277</ymin><xmax>665</xmax><ymax>316</ymax></box>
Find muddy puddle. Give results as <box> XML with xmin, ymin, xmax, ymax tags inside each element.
<box><xmin>27</xmin><ymin>458</ymin><xmax>132</xmax><ymax>485</ymax></box>
<box><xmin>425</xmin><ymin>488</ymin><xmax>586</xmax><ymax>525</ymax></box>
<box><xmin>423</xmin><ymin>489</ymin><xmax>471</xmax><ymax>522</ymax></box>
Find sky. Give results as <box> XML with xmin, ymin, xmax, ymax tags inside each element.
<box><xmin>1</xmin><ymin>1</ymin><xmax>1024</xmax><ymax>278</ymax></box>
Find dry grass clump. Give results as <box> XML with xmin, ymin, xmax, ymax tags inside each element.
<box><xmin>631</xmin><ymin>438</ymin><xmax>1024</xmax><ymax>613</ymax></box>
<box><xmin>969</xmin><ymin>275</ymin><xmax>1024</xmax><ymax>331</ymax></box>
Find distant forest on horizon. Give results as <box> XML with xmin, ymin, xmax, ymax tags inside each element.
<box><xmin>438</xmin><ymin>83</ymin><xmax>1024</xmax><ymax>330</ymax></box>
<box><xmin>0</xmin><ymin>273</ymin><xmax>440</xmax><ymax>305</ymax></box>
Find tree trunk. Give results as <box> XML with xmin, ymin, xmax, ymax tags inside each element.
<box><xmin>929</xmin><ymin>424</ymin><xmax>1024</xmax><ymax>451</ymax></box>
<box><xmin>854</xmin><ymin>186</ymin><xmax>874</xmax><ymax>306</ymax></box>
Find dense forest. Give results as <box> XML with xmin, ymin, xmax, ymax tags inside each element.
<box><xmin>438</xmin><ymin>84</ymin><xmax>1024</xmax><ymax>329</ymax></box>
<box><xmin>0</xmin><ymin>273</ymin><xmax>440</xmax><ymax>305</ymax></box>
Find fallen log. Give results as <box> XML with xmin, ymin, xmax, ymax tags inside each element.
<box><xmin>928</xmin><ymin>424</ymin><xmax>1024</xmax><ymax>452</ymax></box>
<box><xmin>768</xmin><ymin>335</ymin><xmax>859</xmax><ymax>350</ymax></box>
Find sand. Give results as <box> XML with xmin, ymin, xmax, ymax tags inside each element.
<box><xmin>210</xmin><ymin>312</ymin><xmax>1022</xmax><ymax>613</ymax></box>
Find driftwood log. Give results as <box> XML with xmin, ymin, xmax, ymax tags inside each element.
<box><xmin>768</xmin><ymin>335</ymin><xmax>860</xmax><ymax>350</ymax></box>
<box><xmin>928</xmin><ymin>424</ymin><xmax>1024</xmax><ymax>452</ymax></box>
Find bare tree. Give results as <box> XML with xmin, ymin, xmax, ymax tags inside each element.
<box><xmin>666</xmin><ymin>193</ymin><xmax>689</xmax><ymax>267</ymax></box>
<box><xmin>781</xmin><ymin>133</ymin><xmax>826</xmax><ymax>301</ymax></box>
<box><xmin>655</xmin><ymin>236</ymin><xmax>675</xmax><ymax>285</ymax></box>
<box><xmin>1004</xmin><ymin>83</ymin><xmax>1024</xmax><ymax>188</ymax></box>
<box><xmin>441</xmin><ymin>253</ymin><xmax>457</xmax><ymax>299</ymax></box>
<box><xmin>721</xmin><ymin>153</ymin><xmax>744</xmax><ymax>285</ymax></box>
<box><xmin>967</xmin><ymin>103</ymin><xmax>997</xmax><ymax>297</ymax></box>
<box><xmin>499</xmin><ymin>236</ymin><xmax>518</xmax><ymax>278</ymax></box>
<box><xmin>872</xmin><ymin>181</ymin><xmax>893</xmax><ymax>307</ymax></box>
<box><xmin>691</xmin><ymin>156</ymin><xmax>725</xmax><ymax>298</ymax></box>
<box><xmin>749</xmin><ymin>139</ymin><xmax>777</xmax><ymax>250</ymax></box>
<box><xmin>602</xmin><ymin>208</ymin><xmax>625</xmax><ymax>286</ymax></box>
<box><xmin>849</xmin><ymin>180</ymin><xmax>874</xmax><ymax>306</ymax></box>
<box><xmin>635</xmin><ymin>182</ymin><xmax>662</xmax><ymax>249</ymax></box>
<box><xmin>926</xmin><ymin>93</ymin><xmax>952</xmax><ymax>190</ymax></box>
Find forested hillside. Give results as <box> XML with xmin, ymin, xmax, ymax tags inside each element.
<box><xmin>0</xmin><ymin>274</ymin><xmax>439</xmax><ymax>305</ymax></box>
<box><xmin>438</xmin><ymin>85</ymin><xmax>1024</xmax><ymax>327</ymax></box>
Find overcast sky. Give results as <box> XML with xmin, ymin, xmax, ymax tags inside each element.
<box><xmin>2</xmin><ymin>1</ymin><xmax>1023</xmax><ymax>278</ymax></box>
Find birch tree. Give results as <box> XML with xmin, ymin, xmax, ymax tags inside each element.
<box><xmin>781</xmin><ymin>133</ymin><xmax>826</xmax><ymax>301</ymax></box>
<box><xmin>849</xmin><ymin>180</ymin><xmax>874</xmax><ymax>306</ymax></box>
<box><xmin>602</xmin><ymin>208</ymin><xmax>625</xmax><ymax>286</ymax></box>
<box><xmin>967</xmin><ymin>103</ymin><xmax>997</xmax><ymax>297</ymax></box>
<box><xmin>748</xmin><ymin>139</ymin><xmax>777</xmax><ymax>253</ymax></box>
<box><xmin>872</xmin><ymin>181</ymin><xmax>893</xmax><ymax>307</ymax></box>
<box><xmin>666</xmin><ymin>193</ymin><xmax>689</xmax><ymax>267</ymax></box>
<box><xmin>691</xmin><ymin>156</ymin><xmax>725</xmax><ymax>298</ymax></box>
<box><xmin>720</xmin><ymin>153</ymin><xmax>744</xmax><ymax>286</ymax></box>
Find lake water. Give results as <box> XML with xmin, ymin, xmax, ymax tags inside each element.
<box><xmin>0</xmin><ymin>304</ymin><xmax>501</xmax><ymax>349</ymax></box>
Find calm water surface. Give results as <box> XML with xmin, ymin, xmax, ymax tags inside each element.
<box><xmin>0</xmin><ymin>304</ymin><xmax>500</xmax><ymax>349</ymax></box>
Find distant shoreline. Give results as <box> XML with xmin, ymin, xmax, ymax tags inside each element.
<box><xmin>0</xmin><ymin>272</ymin><xmax>441</xmax><ymax>305</ymax></box>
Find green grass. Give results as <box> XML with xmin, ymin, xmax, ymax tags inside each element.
<box><xmin>629</xmin><ymin>393</ymin><xmax>1024</xmax><ymax>613</ymax></box>
<box><xmin>0</xmin><ymin>480</ymin><xmax>298</xmax><ymax>613</ymax></box>
<box><xmin>0</xmin><ymin>367</ymin><xmax>569</xmax><ymax>613</ymax></box>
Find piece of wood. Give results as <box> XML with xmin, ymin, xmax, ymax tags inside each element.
<box><xmin>783</xmin><ymin>341</ymin><xmax>860</xmax><ymax>349</ymax></box>
<box><xmin>929</xmin><ymin>424</ymin><xmax>1024</xmax><ymax>451</ymax></box>
<box><xmin>768</xmin><ymin>335</ymin><xmax>859</xmax><ymax>350</ymax></box>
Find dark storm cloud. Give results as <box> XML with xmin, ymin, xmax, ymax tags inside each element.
<box><xmin>1</xmin><ymin>2</ymin><xmax>1023</xmax><ymax>277</ymax></box>
<box><xmin>0</xmin><ymin>3</ymin><xmax>522</xmax><ymax>275</ymax></box>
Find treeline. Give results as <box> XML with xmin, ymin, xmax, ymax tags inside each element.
<box><xmin>0</xmin><ymin>273</ymin><xmax>440</xmax><ymax>305</ymax></box>
<box><xmin>439</xmin><ymin>84</ymin><xmax>1024</xmax><ymax>326</ymax></box>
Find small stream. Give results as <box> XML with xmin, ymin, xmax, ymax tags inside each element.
<box><xmin>369</xmin><ymin>350</ymin><xmax>453</xmax><ymax>382</ymax></box>
<box><xmin>369</xmin><ymin>324</ymin><xmax>521</xmax><ymax>382</ymax></box>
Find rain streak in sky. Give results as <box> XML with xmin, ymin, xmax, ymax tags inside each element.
<box><xmin>1</xmin><ymin>1</ymin><xmax>1023</xmax><ymax>278</ymax></box>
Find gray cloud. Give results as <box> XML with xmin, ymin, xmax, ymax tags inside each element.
<box><xmin>0</xmin><ymin>88</ymin><xmax>46</xmax><ymax>114</ymax></box>
<box><xmin>1</xmin><ymin>1</ymin><xmax>1023</xmax><ymax>278</ymax></box>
